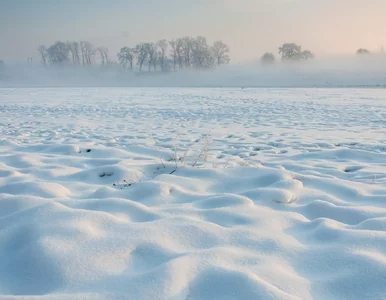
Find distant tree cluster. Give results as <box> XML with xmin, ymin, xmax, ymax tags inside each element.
<box><xmin>260</xmin><ymin>43</ymin><xmax>314</xmax><ymax>65</ymax></box>
<box><xmin>260</xmin><ymin>44</ymin><xmax>383</xmax><ymax>65</ymax></box>
<box><xmin>118</xmin><ymin>37</ymin><xmax>230</xmax><ymax>72</ymax></box>
<box><xmin>38</xmin><ymin>41</ymin><xmax>111</xmax><ymax>67</ymax></box>
<box><xmin>356</xmin><ymin>48</ymin><xmax>370</xmax><ymax>55</ymax></box>
<box><xmin>279</xmin><ymin>43</ymin><xmax>314</xmax><ymax>61</ymax></box>
<box><xmin>260</xmin><ymin>52</ymin><xmax>276</xmax><ymax>65</ymax></box>
<box><xmin>37</xmin><ymin>37</ymin><xmax>230</xmax><ymax>72</ymax></box>
<box><xmin>356</xmin><ymin>47</ymin><xmax>386</xmax><ymax>55</ymax></box>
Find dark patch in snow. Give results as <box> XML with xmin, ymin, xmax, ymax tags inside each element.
<box><xmin>344</xmin><ymin>166</ymin><xmax>364</xmax><ymax>173</ymax></box>
<box><xmin>99</xmin><ymin>172</ymin><xmax>114</xmax><ymax>178</ymax></box>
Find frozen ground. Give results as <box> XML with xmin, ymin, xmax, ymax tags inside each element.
<box><xmin>0</xmin><ymin>87</ymin><xmax>386</xmax><ymax>300</ymax></box>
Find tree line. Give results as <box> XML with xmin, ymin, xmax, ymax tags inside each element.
<box><xmin>37</xmin><ymin>37</ymin><xmax>230</xmax><ymax>72</ymax></box>
<box><xmin>1</xmin><ymin>40</ymin><xmax>378</xmax><ymax>69</ymax></box>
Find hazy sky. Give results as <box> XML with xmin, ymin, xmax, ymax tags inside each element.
<box><xmin>1</xmin><ymin>0</ymin><xmax>386</xmax><ymax>63</ymax></box>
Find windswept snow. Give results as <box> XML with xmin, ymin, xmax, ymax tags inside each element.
<box><xmin>0</xmin><ymin>87</ymin><xmax>386</xmax><ymax>299</ymax></box>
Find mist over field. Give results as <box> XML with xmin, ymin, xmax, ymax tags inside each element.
<box><xmin>2</xmin><ymin>0</ymin><xmax>385</xmax><ymax>88</ymax></box>
<box><xmin>1</xmin><ymin>55</ymin><xmax>386</xmax><ymax>88</ymax></box>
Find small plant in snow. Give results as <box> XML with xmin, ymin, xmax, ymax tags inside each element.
<box><xmin>113</xmin><ymin>179</ymin><xmax>135</xmax><ymax>189</ymax></box>
<box><xmin>191</xmin><ymin>135</ymin><xmax>212</xmax><ymax>167</ymax></box>
<box><xmin>163</xmin><ymin>134</ymin><xmax>212</xmax><ymax>168</ymax></box>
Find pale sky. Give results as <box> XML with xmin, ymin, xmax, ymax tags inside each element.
<box><xmin>1</xmin><ymin>0</ymin><xmax>386</xmax><ymax>63</ymax></box>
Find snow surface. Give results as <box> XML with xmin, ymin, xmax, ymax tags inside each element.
<box><xmin>0</xmin><ymin>87</ymin><xmax>386</xmax><ymax>299</ymax></box>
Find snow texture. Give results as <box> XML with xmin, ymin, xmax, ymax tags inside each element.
<box><xmin>0</xmin><ymin>87</ymin><xmax>386</xmax><ymax>300</ymax></box>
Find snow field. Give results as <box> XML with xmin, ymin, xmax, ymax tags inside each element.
<box><xmin>0</xmin><ymin>88</ymin><xmax>386</xmax><ymax>299</ymax></box>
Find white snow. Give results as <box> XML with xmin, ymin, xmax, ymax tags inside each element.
<box><xmin>0</xmin><ymin>87</ymin><xmax>386</xmax><ymax>299</ymax></box>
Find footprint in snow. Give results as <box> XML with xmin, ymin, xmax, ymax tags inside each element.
<box><xmin>344</xmin><ymin>166</ymin><xmax>364</xmax><ymax>173</ymax></box>
<box><xmin>99</xmin><ymin>172</ymin><xmax>114</xmax><ymax>178</ymax></box>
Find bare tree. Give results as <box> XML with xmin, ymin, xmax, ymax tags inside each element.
<box><xmin>146</xmin><ymin>43</ymin><xmax>158</xmax><ymax>71</ymax></box>
<box><xmin>135</xmin><ymin>43</ymin><xmax>148</xmax><ymax>72</ymax></box>
<box><xmin>98</xmin><ymin>47</ymin><xmax>109</xmax><ymax>65</ymax></box>
<box><xmin>67</xmin><ymin>42</ymin><xmax>79</xmax><ymax>65</ymax></box>
<box><xmin>118</xmin><ymin>47</ymin><xmax>134</xmax><ymax>70</ymax></box>
<box><xmin>192</xmin><ymin>36</ymin><xmax>213</xmax><ymax>69</ymax></box>
<box><xmin>182</xmin><ymin>37</ymin><xmax>194</xmax><ymax>68</ymax></box>
<box><xmin>157</xmin><ymin>39</ymin><xmax>168</xmax><ymax>72</ymax></box>
<box><xmin>80</xmin><ymin>41</ymin><xmax>86</xmax><ymax>65</ymax></box>
<box><xmin>176</xmin><ymin>38</ymin><xmax>184</xmax><ymax>69</ymax></box>
<box><xmin>168</xmin><ymin>36</ymin><xmax>225</xmax><ymax>71</ymax></box>
<box><xmin>279</xmin><ymin>43</ymin><xmax>302</xmax><ymax>61</ymax></box>
<box><xmin>152</xmin><ymin>52</ymin><xmax>158</xmax><ymax>71</ymax></box>
<box><xmin>37</xmin><ymin>45</ymin><xmax>48</xmax><ymax>66</ymax></box>
<box><xmin>279</xmin><ymin>43</ymin><xmax>313</xmax><ymax>61</ymax></box>
<box><xmin>72</xmin><ymin>42</ymin><xmax>81</xmax><ymax>64</ymax></box>
<box><xmin>169</xmin><ymin>39</ymin><xmax>178</xmax><ymax>71</ymax></box>
<box><xmin>80</xmin><ymin>41</ymin><xmax>95</xmax><ymax>65</ymax></box>
<box><xmin>211</xmin><ymin>41</ymin><xmax>230</xmax><ymax>66</ymax></box>
<box><xmin>86</xmin><ymin>43</ymin><xmax>96</xmax><ymax>65</ymax></box>
<box><xmin>46</xmin><ymin>41</ymin><xmax>70</xmax><ymax>65</ymax></box>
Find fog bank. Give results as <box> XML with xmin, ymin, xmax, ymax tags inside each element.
<box><xmin>1</xmin><ymin>56</ymin><xmax>385</xmax><ymax>88</ymax></box>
